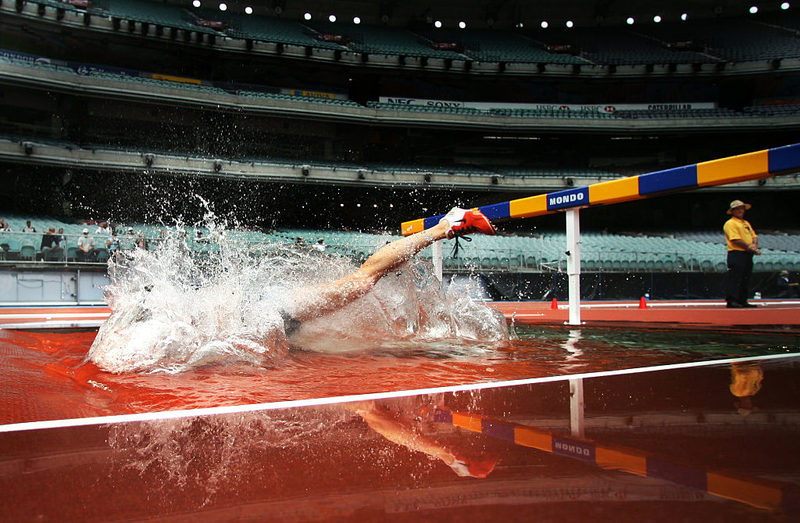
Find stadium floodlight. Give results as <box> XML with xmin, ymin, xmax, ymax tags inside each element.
<box><xmin>749</xmin><ymin>5</ymin><xmax>758</xmax><ymax>13</ymax></box>
<box><xmin>304</xmin><ymin>12</ymin><xmax>312</xmax><ymax>20</ymax></box>
<box><xmin>654</xmin><ymin>15</ymin><xmax>662</xmax><ymax>22</ymax></box>
<box><xmin>540</xmin><ymin>20</ymin><xmax>548</xmax><ymax>28</ymax></box>
<box><xmin>245</xmin><ymin>6</ymin><xmax>253</xmax><ymax>14</ymax></box>
<box><xmin>626</xmin><ymin>17</ymin><xmax>635</xmax><ymax>25</ymax></box>
<box><xmin>353</xmin><ymin>16</ymin><xmax>361</xmax><ymax>24</ymax></box>
<box><xmin>192</xmin><ymin>0</ymin><xmax>200</xmax><ymax>7</ymax></box>
<box><xmin>329</xmin><ymin>14</ymin><xmax>336</xmax><ymax>22</ymax></box>
<box><xmin>434</xmin><ymin>20</ymin><xmax>442</xmax><ymax>28</ymax></box>
<box><xmin>681</xmin><ymin>12</ymin><xmax>688</xmax><ymax>20</ymax></box>
<box><xmin>219</xmin><ymin>2</ymin><xmax>227</xmax><ymax>11</ymax></box>
<box><xmin>566</xmin><ymin>20</ymin><xmax>574</xmax><ymax>28</ymax></box>
<box><xmin>781</xmin><ymin>2</ymin><xmax>790</xmax><ymax>9</ymax></box>
<box><xmin>459</xmin><ymin>21</ymin><xmax>466</xmax><ymax>29</ymax></box>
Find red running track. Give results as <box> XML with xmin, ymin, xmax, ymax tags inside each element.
<box><xmin>488</xmin><ymin>299</ymin><xmax>800</xmax><ymax>333</ymax></box>
<box><xmin>1</xmin><ymin>301</ymin><xmax>799</xmax><ymax>332</ymax></box>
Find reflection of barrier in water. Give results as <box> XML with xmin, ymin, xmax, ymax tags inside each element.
<box><xmin>434</xmin><ymin>355</ymin><xmax>800</xmax><ymax>514</ymax></box>
<box><xmin>1</xmin><ymin>353</ymin><xmax>800</xmax><ymax>520</ymax></box>
<box><xmin>403</xmin><ymin>143</ymin><xmax>800</xmax><ymax>325</ymax></box>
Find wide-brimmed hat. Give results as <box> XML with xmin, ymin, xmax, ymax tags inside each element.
<box><xmin>727</xmin><ymin>200</ymin><xmax>752</xmax><ymax>214</ymax></box>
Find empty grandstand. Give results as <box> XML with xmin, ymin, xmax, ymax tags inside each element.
<box><xmin>0</xmin><ymin>0</ymin><xmax>799</xmax><ymax>304</ymax></box>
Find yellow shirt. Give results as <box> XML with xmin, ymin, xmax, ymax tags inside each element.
<box><xmin>724</xmin><ymin>217</ymin><xmax>757</xmax><ymax>252</ymax></box>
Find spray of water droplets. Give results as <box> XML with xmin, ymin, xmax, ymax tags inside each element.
<box><xmin>88</xmin><ymin>215</ymin><xmax>509</xmax><ymax>374</ymax></box>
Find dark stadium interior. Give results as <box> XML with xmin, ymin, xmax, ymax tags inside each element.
<box><xmin>1</xmin><ymin>0</ymin><xmax>799</xmax><ymax>234</ymax></box>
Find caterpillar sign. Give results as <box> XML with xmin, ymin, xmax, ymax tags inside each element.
<box><xmin>401</xmin><ymin>143</ymin><xmax>800</xmax><ymax>236</ymax></box>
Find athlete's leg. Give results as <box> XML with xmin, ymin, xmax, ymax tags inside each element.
<box><xmin>288</xmin><ymin>222</ymin><xmax>449</xmax><ymax>322</ymax></box>
<box><xmin>286</xmin><ymin>207</ymin><xmax>495</xmax><ymax>323</ymax></box>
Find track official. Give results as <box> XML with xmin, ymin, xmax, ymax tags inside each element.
<box><xmin>724</xmin><ymin>200</ymin><xmax>761</xmax><ymax>308</ymax></box>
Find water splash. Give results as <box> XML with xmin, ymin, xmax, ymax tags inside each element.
<box><xmin>88</xmin><ymin>222</ymin><xmax>509</xmax><ymax>374</ymax></box>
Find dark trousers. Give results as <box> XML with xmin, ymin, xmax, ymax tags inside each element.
<box><xmin>726</xmin><ymin>250</ymin><xmax>754</xmax><ymax>305</ymax></box>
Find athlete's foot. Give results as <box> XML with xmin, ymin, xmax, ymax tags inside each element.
<box><xmin>440</xmin><ymin>207</ymin><xmax>496</xmax><ymax>239</ymax></box>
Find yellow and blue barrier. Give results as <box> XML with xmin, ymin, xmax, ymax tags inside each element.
<box><xmin>402</xmin><ymin>143</ymin><xmax>800</xmax><ymax>235</ymax></box>
<box><xmin>434</xmin><ymin>407</ymin><xmax>798</xmax><ymax>512</ymax></box>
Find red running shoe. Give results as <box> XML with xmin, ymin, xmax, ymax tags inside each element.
<box><xmin>440</xmin><ymin>207</ymin><xmax>496</xmax><ymax>239</ymax></box>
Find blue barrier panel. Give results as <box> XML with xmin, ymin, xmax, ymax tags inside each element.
<box><xmin>423</xmin><ymin>215</ymin><xmax>444</xmax><ymax>230</ymax></box>
<box><xmin>647</xmin><ymin>456</ymin><xmax>708</xmax><ymax>491</ymax></box>
<box><xmin>546</xmin><ymin>187</ymin><xmax>590</xmax><ymax>212</ymax></box>
<box><xmin>553</xmin><ymin>436</ymin><xmax>596</xmax><ymax>464</ymax></box>
<box><xmin>479</xmin><ymin>201</ymin><xmax>511</xmax><ymax>221</ymax></box>
<box><xmin>638</xmin><ymin>165</ymin><xmax>698</xmax><ymax>195</ymax></box>
<box><xmin>768</xmin><ymin>143</ymin><xmax>800</xmax><ymax>174</ymax></box>
<box><xmin>481</xmin><ymin>419</ymin><xmax>515</xmax><ymax>442</ymax></box>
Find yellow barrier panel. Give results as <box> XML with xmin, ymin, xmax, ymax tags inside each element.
<box><xmin>152</xmin><ymin>74</ymin><xmax>203</xmax><ymax>85</ymax></box>
<box><xmin>513</xmin><ymin>426</ymin><xmax>552</xmax><ymax>452</ymax></box>
<box><xmin>707</xmin><ymin>471</ymin><xmax>784</xmax><ymax>511</ymax></box>
<box><xmin>509</xmin><ymin>194</ymin><xmax>548</xmax><ymax>219</ymax></box>
<box><xmin>595</xmin><ymin>445</ymin><xmax>649</xmax><ymax>477</ymax></box>
<box><xmin>697</xmin><ymin>150</ymin><xmax>770</xmax><ymax>187</ymax></box>
<box><xmin>401</xmin><ymin>218</ymin><xmax>425</xmax><ymax>236</ymax></box>
<box><xmin>588</xmin><ymin>176</ymin><xmax>642</xmax><ymax>206</ymax></box>
<box><xmin>452</xmin><ymin>412</ymin><xmax>483</xmax><ymax>433</ymax></box>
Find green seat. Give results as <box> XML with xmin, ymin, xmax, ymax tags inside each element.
<box><xmin>20</xmin><ymin>245</ymin><xmax>36</xmax><ymax>261</ymax></box>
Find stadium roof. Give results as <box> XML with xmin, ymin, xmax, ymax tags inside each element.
<box><xmin>170</xmin><ymin>0</ymin><xmax>793</xmax><ymax>30</ymax></box>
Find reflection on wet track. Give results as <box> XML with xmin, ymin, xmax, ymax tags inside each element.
<box><xmin>1</xmin><ymin>353</ymin><xmax>798</xmax><ymax>521</ymax></box>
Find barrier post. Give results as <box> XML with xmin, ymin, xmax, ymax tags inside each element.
<box><xmin>566</xmin><ymin>208</ymin><xmax>581</xmax><ymax>326</ymax></box>
<box><xmin>569</xmin><ymin>377</ymin><xmax>585</xmax><ymax>438</ymax></box>
<box><xmin>432</xmin><ymin>240</ymin><xmax>443</xmax><ymax>282</ymax></box>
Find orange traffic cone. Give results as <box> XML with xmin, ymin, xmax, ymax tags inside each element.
<box><xmin>551</xmin><ymin>298</ymin><xmax>558</xmax><ymax>310</ymax></box>
<box><xmin>639</xmin><ymin>296</ymin><xmax>648</xmax><ymax>309</ymax></box>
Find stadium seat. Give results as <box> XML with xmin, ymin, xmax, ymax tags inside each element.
<box><xmin>19</xmin><ymin>245</ymin><xmax>36</xmax><ymax>261</ymax></box>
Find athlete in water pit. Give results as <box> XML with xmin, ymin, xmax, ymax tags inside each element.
<box><xmin>281</xmin><ymin>207</ymin><xmax>496</xmax><ymax>335</ymax></box>
<box><xmin>88</xmin><ymin>207</ymin><xmax>498</xmax><ymax>372</ymax></box>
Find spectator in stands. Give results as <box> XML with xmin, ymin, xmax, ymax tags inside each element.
<box><xmin>22</xmin><ymin>220</ymin><xmax>35</xmax><ymax>233</ymax></box>
<box><xmin>95</xmin><ymin>221</ymin><xmax>110</xmax><ymax>235</ymax></box>
<box><xmin>52</xmin><ymin>227</ymin><xmax>67</xmax><ymax>262</ymax></box>
<box><xmin>135</xmin><ymin>232</ymin><xmax>148</xmax><ymax>251</ymax></box>
<box><xmin>312</xmin><ymin>238</ymin><xmax>326</xmax><ymax>252</ymax></box>
<box><xmin>40</xmin><ymin>227</ymin><xmax>57</xmax><ymax>260</ymax></box>
<box><xmin>777</xmin><ymin>270</ymin><xmax>799</xmax><ymax>298</ymax></box>
<box><xmin>107</xmin><ymin>230</ymin><xmax>120</xmax><ymax>259</ymax></box>
<box><xmin>77</xmin><ymin>228</ymin><xmax>96</xmax><ymax>261</ymax></box>
<box><xmin>723</xmin><ymin>200</ymin><xmax>761</xmax><ymax>308</ymax></box>
<box><xmin>0</xmin><ymin>219</ymin><xmax>10</xmax><ymax>232</ymax></box>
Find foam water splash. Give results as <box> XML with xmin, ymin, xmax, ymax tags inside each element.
<box><xmin>88</xmin><ymin>223</ymin><xmax>509</xmax><ymax>374</ymax></box>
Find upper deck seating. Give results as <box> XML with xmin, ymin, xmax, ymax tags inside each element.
<box><xmin>413</xmin><ymin>28</ymin><xmax>585</xmax><ymax>64</ymax></box>
<box><xmin>307</xmin><ymin>23</ymin><xmax>463</xmax><ymax>59</ymax></box>
<box><xmin>535</xmin><ymin>26</ymin><xmax>718</xmax><ymax>65</ymax></box>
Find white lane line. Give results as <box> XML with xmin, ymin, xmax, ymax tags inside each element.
<box><xmin>0</xmin><ymin>352</ymin><xmax>797</xmax><ymax>434</ymax></box>
<box><xmin>0</xmin><ymin>313</ymin><xmax>110</xmax><ymax>319</ymax></box>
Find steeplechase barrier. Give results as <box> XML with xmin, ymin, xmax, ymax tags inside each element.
<box><xmin>400</xmin><ymin>143</ymin><xmax>800</xmax><ymax>325</ymax></box>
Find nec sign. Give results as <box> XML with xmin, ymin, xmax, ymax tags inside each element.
<box><xmin>546</xmin><ymin>187</ymin><xmax>589</xmax><ymax>211</ymax></box>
